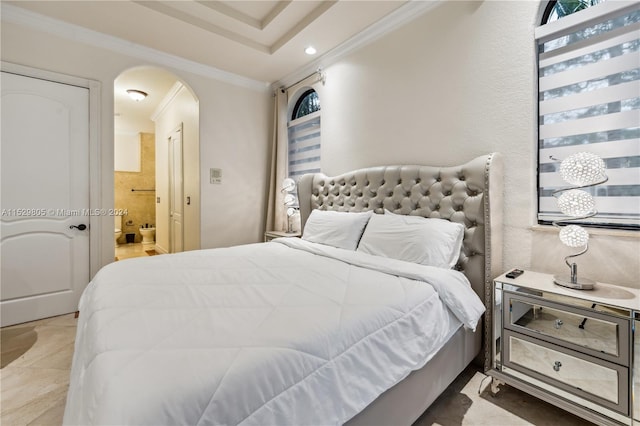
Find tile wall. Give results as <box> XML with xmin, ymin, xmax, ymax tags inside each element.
<box><xmin>114</xmin><ymin>132</ymin><xmax>156</xmax><ymax>244</ymax></box>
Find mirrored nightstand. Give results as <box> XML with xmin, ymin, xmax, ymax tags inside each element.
<box><xmin>488</xmin><ymin>270</ymin><xmax>639</xmax><ymax>426</ymax></box>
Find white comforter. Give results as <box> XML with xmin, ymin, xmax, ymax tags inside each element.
<box><xmin>64</xmin><ymin>238</ymin><xmax>484</xmax><ymax>426</ymax></box>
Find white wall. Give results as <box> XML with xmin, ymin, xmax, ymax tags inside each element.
<box><xmin>1</xmin><ymin>20</ymin><xmax>271</xmax><ymax>273</ymax></box>
<box><xmin>114</xmin><ymin>132</ymin><xmax>141</xmax><ymax>172</ymax></box>
<box><xmin>197</xmin><ymin>79</ymin><xmax>272</xmax><ymax>248</ymax></box>
<box><xmin>318</xmin><ymin>1</ymin><xmax>639</xmax><ymax>288</ymax></box>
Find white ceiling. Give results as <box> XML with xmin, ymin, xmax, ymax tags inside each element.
<box><xmin>8</xmin><ymin>0</ymin><xmax>408</xmax><ymax>84</ymax></box>
<box><xmin>5</xmin><ymin>0</ymin><xmax>426</xmax><ymax>134</ymax></box>
<box><xmin>114</xmin><ymin>67</ymin><xmax>180</xmax><ymax>134</ymax></box>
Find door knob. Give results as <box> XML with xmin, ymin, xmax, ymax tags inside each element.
<box><xmin>70</xmin><ymin>224</ymin><xmax>87</xmax><ymax>231</ymax></box>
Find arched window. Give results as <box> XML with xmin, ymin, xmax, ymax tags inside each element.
<box><xmin>536</xmin><ymin>0</ymin><xmax>640</xmax><ymax>229</ymax></box>
<box><xmin>288</xmin><ymin>89</ymin><xmax>321</xmax><ymax>178</ymax></box>
<box><xmin>541</xmin><ymin>0</ymin><xmax>605</xmax><ymax>23</ymax></box>
<box><xmin>292</xmin><ymin>89</ymin><xmax>320</xmax><ymax>120</ymax></box>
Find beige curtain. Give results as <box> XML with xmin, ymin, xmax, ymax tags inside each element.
<box><xmin>265</xmin><ymin>89</ymin><xmax>288</xmax><ymax>233</ymax></box>
<box><xmin>265</xmin><ymin>72</ymin><xmax>324</xmax><ymax>234</ymax></box>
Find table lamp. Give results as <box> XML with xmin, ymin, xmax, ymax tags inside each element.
<box><xmin>552</xmin><ymin>152</ymin><xmax>608</xmax><ymax>290</ymax></box>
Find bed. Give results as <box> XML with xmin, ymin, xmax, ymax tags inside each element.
<box><xmin>63</xmin><ymin>153</ymin><xmax>503</xmax><ymax>426</ymax></box>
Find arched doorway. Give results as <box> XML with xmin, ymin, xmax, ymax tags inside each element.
<box><xmin>114</xmin><ymin>66</ymin><xmax>200</xmax><ymax>257</ymax></box>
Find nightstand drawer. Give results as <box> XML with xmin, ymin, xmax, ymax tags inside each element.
<box><xmin>503</xmin><ymin>292</ymin><xmax>629</xmax><ymax>365</ymax></box>
<box><xmin>504</xmin><ymin>330</ymin><xmax>629</xmax><ymax>414</ymax></box>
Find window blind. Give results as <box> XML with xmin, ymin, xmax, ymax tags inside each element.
<box><xmin>536</xmin><ymin>1</ymin><xmax>640</xmax><ymax>228</ymax></box>
<box><xmin>288</xmin><ymin>110</ymin><xmax>321</xmax><ymax>178</ymax></box>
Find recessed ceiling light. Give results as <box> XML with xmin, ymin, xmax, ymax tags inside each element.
<box><xmin>305</xmin><ymin>46</ymin><xmax>317</xmax><ymax>55</ymax></box>
<box><xmin>126</xmin><ymin>89</ymin><xmax>148</xmax><ymax>101</ymax></box>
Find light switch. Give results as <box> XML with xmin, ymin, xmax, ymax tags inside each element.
<box><xmin>210</xmin><ymin>168</ymin><xmax>222</xmax><ymax>184</ymax></box>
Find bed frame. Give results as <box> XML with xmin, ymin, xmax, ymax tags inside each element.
<box><xmin>297</xmin><ymin>153</ymin><xmax>504</xmax><ymax>425</ymax></box>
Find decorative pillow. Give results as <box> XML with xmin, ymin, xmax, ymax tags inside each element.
<box><xmin>357</xmin><ymin>212</ymin><xmax>465</xmax><ymax>268</ymax></box>
<box><xmin>302</xmin><ymin>210</ymin><xmax>373</xmax><ymax>250</ymax></box>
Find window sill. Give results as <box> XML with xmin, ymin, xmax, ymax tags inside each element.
<box><xmin>531</xmin><ymin>225</ymin><xmax>639</xmax><ymax>238</ymax></box>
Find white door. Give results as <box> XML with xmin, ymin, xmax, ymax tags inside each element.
<box><xmin>1</xmin><ymin>71</ymin><xmax>90</xmax><ymax>326</ymax></box>
<box><xmin>168</xmin><ymin>126</ymin><xmax>183</xmax><ymax>253</ymax></box>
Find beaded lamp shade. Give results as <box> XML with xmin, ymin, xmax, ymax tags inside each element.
<box><xmin>281</xmin><ymin>178</ymin><xmax>296</xmax><ymax>193</ymax></box>
<box><xmin>557</xmin><ymin>189</ymin><xmax>595</xmax><ymax>217</ymax></box>
<box><xmin>559</xmin><ymin>152</ymin><xmax>606</xmax><ymax>186</ymax></box>
<box><xmin>558</xmin><ymin>225</ymin><xmax>590</xmax><ymax>248</ymax></box>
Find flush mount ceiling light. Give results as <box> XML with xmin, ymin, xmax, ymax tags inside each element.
<box><xmin>126</xmin><ymin>89</ymin><xmax>148</xmax><ymax>101</ymax></box>
<box><xmin>304</xmin><ymin>46</ymin><xmax>317</xmax><ymax>55</ymax></box>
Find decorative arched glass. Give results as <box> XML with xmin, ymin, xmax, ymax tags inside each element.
<box><xmin>291</xmin><ymin>89</ymin><xmax>320</xmax><ymax>120</ymax></box>
<box><xmin>541</xmin><ymin>0</ymin><xmax>605</xmax><ymax>23</ymax></box>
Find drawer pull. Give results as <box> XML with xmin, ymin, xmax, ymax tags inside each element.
<box><xmin>554</xmin><ymin>319</ymin><xmax>563</xmax><ymax>329</ymax></box>
<box><xmin>553</xmin><ymin>361</ymin><xmax>562</xmax><ymax>372</ymax></box>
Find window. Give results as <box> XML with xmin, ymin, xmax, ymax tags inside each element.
<box><xmin>292</xmin><ymin>89</ymin><xmax>320</xmax><ymax>119</ymax></box>
<box><xmin>288</xmin><ymin>89</ymin><xmax>321</xmax><ymax>178</ymax></box>
<box><xmin>542</xmin><ymin>0</ymin><xmax>604</xmax><ymax>22</ymax></box>
<box><xmin>536</xmin><ymin>0</ymin><xmax>640</xmax><ymax>229</ymax></box>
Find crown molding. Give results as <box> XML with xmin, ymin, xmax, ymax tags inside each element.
<box><xmin>135</xmin><ymin>0</ymin><xmax>336</xmax><ymax>55</ymax></box>
<box><xmin>132</xmin><ymin>0</ymin><xmax>270</xmax><ymax>53</ymax></box>
<box><xmin>272</xmin><ymin>0</ymin><xmax>444</xmax><ymax>90</ymax></box>
<box><xmin>2</xmin><ymin>1</ymin><xmax>443</xmax><ymax>92</ymax></box>
<box><xmin>1</xmin><ymin>3</ymin><xmax>270</xmax><ymax>92</ymax></box>
<box><xmin>151</xmin><ymin>81</ymin><xmax>185</xmax><ymax>122</ymax></box>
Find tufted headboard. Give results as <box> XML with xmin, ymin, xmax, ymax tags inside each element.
<box><xmin>297</xmin><ymin>153</ymin><xmax>503</xmax><ymax>369</ymax></box>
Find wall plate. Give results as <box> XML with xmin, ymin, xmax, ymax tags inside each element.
<box><xmin>210</xmin><ymin>168</ymin><xmax>222</xmax><ymax>184</ymax></box>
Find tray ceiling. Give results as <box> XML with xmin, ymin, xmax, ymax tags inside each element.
<box><xmin>6</xmin><ymin>0</ymin><xmax>409</xmax><ymax>83</ymax></box>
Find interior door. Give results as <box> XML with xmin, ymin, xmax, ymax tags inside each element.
<box><xmin>1</xmin><ymin>71</ymin><xmax>90</xmax><ymax>326</ymax></box>
<box><xmin>168</xmin><ymin>126</ymin><xmax>183</xmax><ymax>253</ymax></box>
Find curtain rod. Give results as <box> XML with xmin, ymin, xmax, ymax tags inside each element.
<box><xmin>279</xmin><ymin>68</ymin><xmax>325</xmax><ymax>93</ymax></box>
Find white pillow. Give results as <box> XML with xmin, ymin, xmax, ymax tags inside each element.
<box><xmin>302</xmin><ymin>210</ymin><xmax>373</xmax><ymax>250</ymax></box>
<box><xmin>357</xmin><ymin>212</ymin><xmax>465</xmax><ymax>268</ymax></box>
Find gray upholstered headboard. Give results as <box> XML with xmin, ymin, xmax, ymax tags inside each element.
<box><xmin>297</xmin><ymin>153</ymin><xmax>503</xmax><ymax>370</ymax></box>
